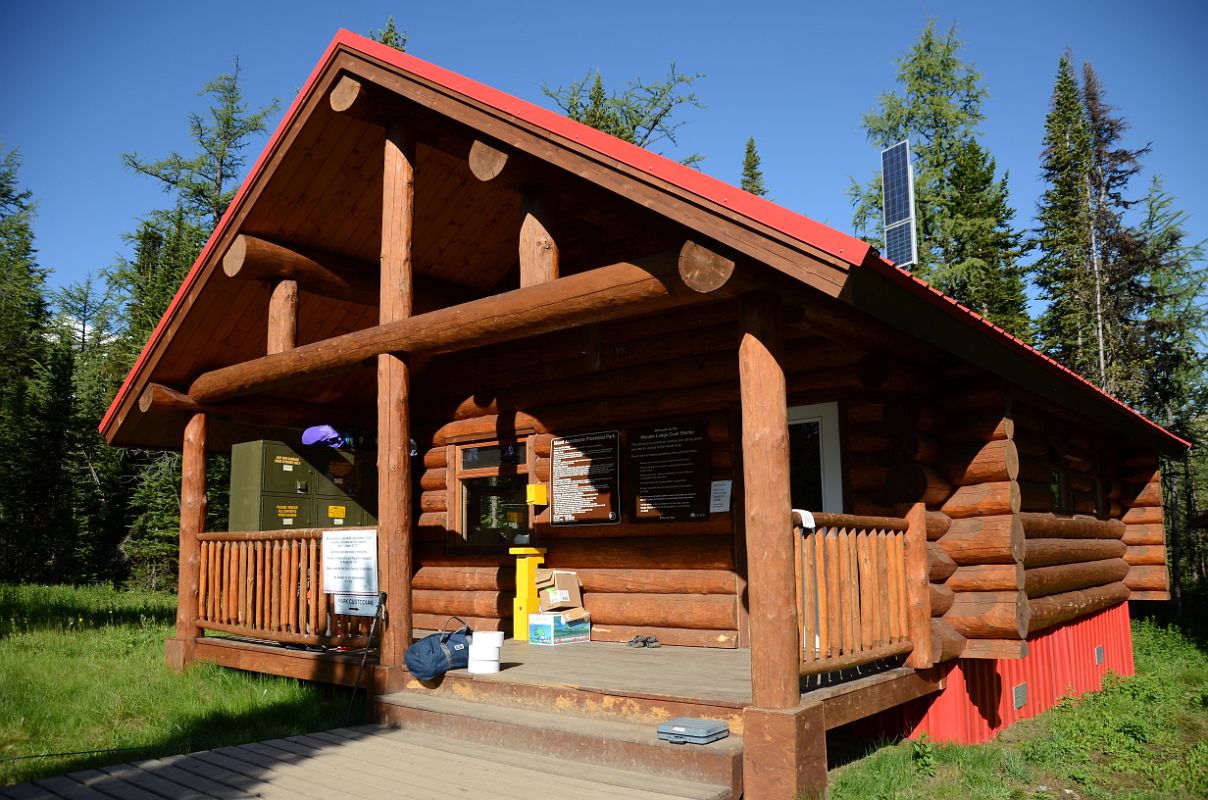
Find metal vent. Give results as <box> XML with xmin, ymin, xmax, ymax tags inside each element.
<box><xmin>1012</xmin><ymin>682</ymin><xmax>1028</xmax><ymax>710</ymax></box>
<box><xmin>1095</xmin><ymin>645</ymin><xmax>1105</xmax><ymax>666</ymax></box>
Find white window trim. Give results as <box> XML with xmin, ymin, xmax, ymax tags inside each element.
<box><xmin>787</xmin><ymin>402</ymin><xmax>843</xmax><ymax>513</ymax></box>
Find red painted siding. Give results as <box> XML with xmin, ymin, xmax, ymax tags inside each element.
<box><xmin>865</xmin><ymin>603</ymin><xmax>1134</xmax><ymax>745</ymax></box>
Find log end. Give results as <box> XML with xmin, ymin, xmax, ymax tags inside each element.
<box><xmin>222</xmin><ymin>234</ymin><xmax>249</xmax><ymax>278</ymax></box>
<box><xmin>329</xmin><ymin>75</ymin><xmax>365</xmax><ymax>114</ymax></box>
<box><xmin>678</xmin><ymin>240</ymin><xmax>736</xmax><ymax>294</ymax></box>
<box><xmin>469</xmin><ymin>138</ymin><xmax>510</xmax><ymax>182</ymax></box>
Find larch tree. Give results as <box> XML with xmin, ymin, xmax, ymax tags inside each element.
<box><xmin>370</xmin><ymin>16</ymin><xmax>408</xmax><ymax>52</ymax></box>
<box><xmin>123</xmin><ymin>60</ymin><xmax>279</xmax><ymax>231</ymax></box>
<box><xmin>741</xmin><ymin>137</ymin><xmax>768</xmax><ymax>197</ymax></box>
<box><xmin>544</xmin><ymin>65</ymin><xmax>705</xmax><ymax>166</ymax></box>
<box><xmin>849</xmin><ymin>21</ymin><xmax>1030</xmax><ymax>338</ymax></box>
<box><xmin>105</xmin><ymin>64</ymin><xmax>276</xmax><ymax>588</ymax></box>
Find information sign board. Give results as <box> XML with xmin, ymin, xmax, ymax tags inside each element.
<box><xmin>630</xmin><ymin>422</ymin><xmax>710</xmax><ymax>521</ymax></box>
<box><xmin>321</xmin><ymin>528</ymin><xmax>378</xmax><ymax>595</ymax></box>
<box><xmin>551</xmin><ymin>431</ymin><xmax>620</xmax><ymax>525</ymax></box>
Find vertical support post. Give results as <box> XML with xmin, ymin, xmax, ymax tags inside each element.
<box><xmin>904</xmin><ymin>501</ymin><xmax>934</xmax><ymax>668</ymax></box>
<box><xmin>267</xmin><ymin>279</ymin><xmax>298</xmax><ymax>354</ymax></box>
<box><xmin>377</xmin><ymin>119</ymin><xmax>415</xmax><ymax>690</ymax></box>
<box><xmin>509</xmin><ymin>547</ymin><xmax>547</xmax><ymax>640</ymax></box>
<box><xmin>166</xmin><ymin>412</ymin><xmax>207</xmax><ymax>671</ymax></box>
<box><xmin>519</xmin><ymin>189</ymin><xmax>558</xmax><ymax>287</ymax></box>
<box><xmin>739</xmin><ymin>293</ymin><xmax>799</xmax><ymax>709</ymax></box>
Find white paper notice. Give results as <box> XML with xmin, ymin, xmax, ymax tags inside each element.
<box><xmin>322</xmin><ymin>529</ymin><xmax>378</xmax><ymax>595</ymax></box>
<box><xmin>709</xmin><ymin>480</ymin><xmax>733</xmax><ymax>513</ymax></box>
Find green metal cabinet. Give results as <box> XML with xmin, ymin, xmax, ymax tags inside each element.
<box><xmin>229</xmin><ymin>440</ymin><xmax>376</xmax><ymax>531</ymax></box>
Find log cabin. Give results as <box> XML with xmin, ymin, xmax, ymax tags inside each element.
<box><xmin>99</xmin><ymin>30</ymin><xmax>1188</xmax><ymax>800</ymax></box>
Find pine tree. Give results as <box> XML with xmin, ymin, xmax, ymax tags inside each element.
<box><xmin>1033</xmin><ymin>54</ymin><xmax>1094</xmax><ymax>375</ymax></box>
<box><xmin>935</xmin><ymin>140</ymin><xmax>1031</xmax><ymax>336</ymax></box>
<box><xmin>369</xmin><ymin>17</ymin><xmax>408</xmax><ymax>52</ymax></box>
<box><xmin>741</xmin><ymin>137</ymin><xmax>768</xmax><ymax>197</ymax></box>
<box><xmin>544</xmin><ymin>65</ymin><xmax>705</xmax><ymax>166</ymax></box>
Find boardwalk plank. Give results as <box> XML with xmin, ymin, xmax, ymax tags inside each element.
<box><xmin>96</xmin><ymin>763</ymin><xmax>218</xmax><ymax>800</ymax></box>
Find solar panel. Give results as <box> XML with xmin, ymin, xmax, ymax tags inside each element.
<box><xmin>880</xmin><ymin>140</ymin><xmax>917</xmax><ymax>266</ymax></box>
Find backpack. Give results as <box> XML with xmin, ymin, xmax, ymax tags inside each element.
<box><xmin>404</xmin><ymin>617</ymin><xmax>471</xmax><ymax>681</ymax></box>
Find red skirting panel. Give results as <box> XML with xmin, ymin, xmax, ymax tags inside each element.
<box><xmin>865</xmin><ymin>602</ymin><xmax>1134</xmax><ymax>745</ymax></box>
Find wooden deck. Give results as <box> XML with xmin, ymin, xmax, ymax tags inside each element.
<box><xmin>0</xmin><ymin>726</ymin><xmax>731</xmax><ymax>800</ymax></box>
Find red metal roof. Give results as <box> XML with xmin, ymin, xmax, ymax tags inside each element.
<box><xmin>100</xmin><ymin>30</ymin><xmax>1188</xmax><ymax>454</ymax></box>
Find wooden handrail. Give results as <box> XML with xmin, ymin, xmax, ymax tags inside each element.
<box><xmin>796</xmin><ymin>511</ymin><xmax>909</xmax><ymax>532</ymax></box>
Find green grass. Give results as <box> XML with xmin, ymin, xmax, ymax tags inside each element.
<box><xmin>829</xmin><ymin>615</ymin><xmax>1208</xmax><ymax>800</ymax></box>
<box><xmin>0</xmin><ymin>584</ymin><xmax>363</xmax><ymax>786</ymax></box>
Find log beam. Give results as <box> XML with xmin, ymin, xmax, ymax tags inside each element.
<box><xmin>267</xmin><ymin>280</ymin><xmax>298</xmax><ymax>354</ymax></box>
<box><xmin>739</xmin><ymin>293</ymin><xmax>800</xmax><ymax>709</ymax></box>
<box><xmin>377</xmin><ymin>118</ymin><xmax>416</xmax><ymax>686</ymax></box>
<box><xmin>223</xmin><ymin>234</ymin><xmax>379</xmax><ymax>306</ymax></box>
<box><xmin>138</xmin><ymin>382</ymin><xmax>372</xmax><ymax>432</ymax></box>
<box><xmin>166</xmin><ymin>413</ymin><xmax>206</xmax><ymax>671</ymax></box>
<box><xmin>189</xmin><ymin>250</ymin><xmax>694</xmax><ymax>404</ymax></box>
<box><xmin>1028</xmin><ymin>583</ymin><xmax>1129</xmax><ymax>633</ymax></box>
<box><xmin>519</xmin><ymin>189</ymin><xmax>559</xmax><ymax>287</ymax></box>
<box><xmin>904</xmin><ymin>502</ymin><xmax>934</xmax><ymax>668</ymax></box>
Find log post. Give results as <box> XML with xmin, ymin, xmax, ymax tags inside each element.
<box><xmin>377</xmin><ymin>119</ymin><xmax>415</xmax><ymax>691</ymax></box>
<box><xmin>166</xmin><ymin>413</ymin><xmax>207</xmax><ymax>671</ymax></box>
<box><xmin>519</xmin><ymin>190</ymin><xmax>558</xmax><ymax>287</ymax></box>
<box><xmin>267</xmin><ymin>279</ymin><xmax>298</xmax><ymax>354</ymax></box>
<box><xmin>738</xmin><ymin>293</ymin><xmax>799</xmax><ymax>709</ymax></box>
<box><xmin>904</xmin><ymin>502</ymin><xmax>933</xmax><ymax>668</ymax></box>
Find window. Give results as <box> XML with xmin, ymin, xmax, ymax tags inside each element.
<box><xmin>452</xmin><ymin>441</ymin><xmax>532</xmax><ymax>549</ymax></box>
<box><xmin>787</xmin><ymin>403</ymin><xmax>843</xmax><ymax>513</ymax></box>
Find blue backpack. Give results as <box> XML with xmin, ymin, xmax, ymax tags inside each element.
<box><xmin>404</xmin><ymin>617</ymin><xmax>471</xmax><ymax>681</ymax></box>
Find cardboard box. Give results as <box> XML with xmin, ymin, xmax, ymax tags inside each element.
<box><xmin>535</xmin><ymin>569</ymin><xmax>583</xmax><ymax>612</ymax></box>
<box><xmin>528</xmin><ymin>612</ymin><xmax>591</xmax><ymax>645</ymax></box>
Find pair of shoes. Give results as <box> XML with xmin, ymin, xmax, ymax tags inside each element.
<box><xmin>626</xmin><ymin>635</ymin><xmax>661</xmax><ymax>648</ymax></box>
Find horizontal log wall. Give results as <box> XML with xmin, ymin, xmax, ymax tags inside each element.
<box><xmin>408</xmin><ymin>305</ymin><xmax>882</xmax><ymax>647</ymax></box>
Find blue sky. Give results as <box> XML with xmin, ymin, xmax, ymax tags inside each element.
<box><xmin>3</xmin><ymin>1</ymin><xmax>1205</xmax><ymax>292</ymax></box>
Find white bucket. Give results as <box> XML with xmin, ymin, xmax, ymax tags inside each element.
<box><xmin>473</xmin><ymin>631</ymin><xmax>505</xmax><ymax>648</ymax></box>
<box><xmin>467</xmin><ymin>658</ymin><xmax>501</xmax><ymax>674</ymax></box>
<box><xmin>468</xmin><ymin>642</ymin><xmax>501</xmax><ymax>661</ymax></box>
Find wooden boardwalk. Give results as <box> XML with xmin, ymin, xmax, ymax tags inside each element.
<box><xmin>0</xmin><ymin>725</ymin><xmax>729</xmax><ymax>800</ymax></box>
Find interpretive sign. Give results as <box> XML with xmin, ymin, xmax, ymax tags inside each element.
<box><xmin>551</xmin><ymin>431</ymin><xmax>620</xmax><ymax>525</ymax></box>
<box><xmin>321</xmin><ymin>528</ymin><xmax>378</xmax><ymax>595</ymax></box>
<box><xmin>631</xmin><ymin>421</ymin><xmax>710</xmax><ymax>521</ymax></box>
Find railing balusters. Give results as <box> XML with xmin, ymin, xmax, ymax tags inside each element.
<box><xmin>795</xmin><ymin>514</ymin><xmax>915</xmax><ymax>677</ymax></box>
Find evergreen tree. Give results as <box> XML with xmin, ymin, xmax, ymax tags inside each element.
<box><xmin>123</xmin><ymin>61</ymin><xmax>279</xmax><ymax>230</ymax></box>
<box><xmin>741</xmin><ymin>137</ymin><xmax>768</xmax><ymax>197</ymax></box>
<box><xmin>1033</xmin><ymin>54</ymin><xmax>1094</xmax><ymax>374</ymax></box>
<box><xmin>544</xmin><ymin>65</ymin><xmax>705</xmax><ymax>166</ymax></box>
<box><xmin>935</xmin><ymin>139</ymin><xmax>1031</xmax><ymax>336</ymax></box>
<box><xmin>850</xmin><ymin>21</ymin><xmax>1030</xmax><ymax>339</ymax></box>
<box><xmin>0</xmin><ymin>146</ymin><xmax>75</xmax><ymax>582</ymax></box>
<box><xmin>369</xmin><ymin>16</ymin><xmax>408</xmax><ymax>52</ymax></box>
<box><xmin>849</xmin><ymin>21</ymin><xmax>985</xmax><ymax>280</ymax></box>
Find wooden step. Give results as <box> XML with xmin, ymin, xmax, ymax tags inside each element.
<box><xmin>376</xmin><ymin>692</ymin><xmax>741</xmax><ymax>798</ymax></box>
<box><xmin>388</xmin><ymin>669</ymin><xmax>747</xmax><ymax>732</ymax></box>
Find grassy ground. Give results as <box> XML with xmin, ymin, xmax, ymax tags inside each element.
<box><xmin>0</xmin><ymin>584</ymin><xmax>363</xmax><ymax>786</ymax></box>
<box><xmin>829</xmin><ymin>613</ymin><xmax>1208</xmax><ymax>800</ymax></box>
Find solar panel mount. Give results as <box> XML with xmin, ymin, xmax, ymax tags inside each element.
<box><xmin>880</xmin><ymin>140</ymin><xmax>918</xmax><ymax>267</ymax></box>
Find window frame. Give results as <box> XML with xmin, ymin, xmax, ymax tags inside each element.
<box><xmin>447</xmin><ymin>439</ymin><xmax>534</xmax><ymax>552</ymax></box>
<box><xmin>787</xmin><ymin>402</ymin><xmax>844</xmax><ymax>513</ymax></box>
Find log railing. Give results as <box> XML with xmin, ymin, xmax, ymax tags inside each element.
<box><xmin>793</xmin><ymin>512</ymin><xmax>916</xmax><ymax>676</ymax></box>
<box><xmin>195</xmin><ymin>529</ymin><xmax>372</xmax><ymax>649</ymax></box>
